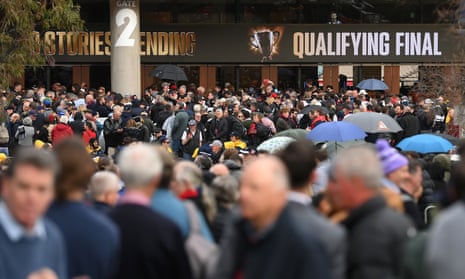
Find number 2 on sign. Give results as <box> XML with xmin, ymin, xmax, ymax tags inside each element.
<box><xmin>115</xmin><ymin>8</ymin><xmax>137</xmax><ymax>47</ymax></box>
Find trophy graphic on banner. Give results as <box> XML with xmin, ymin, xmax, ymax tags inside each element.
<box><xmin>250</xmin><ymin>29</ymin><xmax>281</xmax><ymax>62</ymax></box>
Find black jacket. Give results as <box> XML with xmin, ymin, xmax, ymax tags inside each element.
<box><xmin>211</xmin><ymin>205</ymin><xmax>331</xmax><ymax>279</ymax></box>
<box><xmin>342</xmin><ymin>196</ymin><xmax>414</xmax><ymax>279</ymax></box>
<box><xmin>209</xmin><ymin>117</ymin><xmax>229</xmax><ymax>142</ymax></box>
<box><xmin>396</xmin><ymin>112</ymin><xmax>420</xmax><ymax>142</ymax></box>
<box><xmin>109</xmin><ymin>204</ymin><xmax>192</xmax><ymax>279</ymax></box>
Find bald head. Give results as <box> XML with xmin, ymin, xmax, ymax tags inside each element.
<box><xmin>210</xmin><ymin>163</ymin><xmax>230</xmax><ymax>177</ymax></box>
<box><xmin>240</xmin><ymin>156</ymin><xmax>289</xmax><ymax>229</ymax></box>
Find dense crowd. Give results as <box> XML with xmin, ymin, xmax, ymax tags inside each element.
<box><xmin>0</xmin><ymin>79</ymin><xmax>464</xmax><ymax>279</ymax></box>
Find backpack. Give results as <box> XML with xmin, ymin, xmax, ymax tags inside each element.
<box><xmin>256</xmin><ymin>123</ymin><xmax>272</xmax><ymax>139</ymax></box>
<box><xmin>184</xmin><ymin>201</ymin><xmax>219</xmax><ymax>279</ymax></box>
<box><xmin>0</xmin><ymin>123</ymin><xmax>9</xmax><ymax>144</ymax></box>
<box><xmin>16</xmin><ymin>125</ymin><xmax>26</xmax><ymax>140</ymax></box>
<box><xmin>230</xmin><ymin>116</ymin><xmax>246</xmax><ymax>138</ymax></box>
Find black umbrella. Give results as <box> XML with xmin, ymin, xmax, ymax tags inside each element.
<box><xmin>151</xmin><ymin>65</ymin><xmax>188</xmax><ymax>81</ymax></box>
<box><xmin>300</xmin><ymin>105</ymin><xmax>329</xmax><ymax>115</ymax></box>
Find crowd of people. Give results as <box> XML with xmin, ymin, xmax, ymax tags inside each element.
<box><xmin>0</xmin><ymin>78</ymin><xmax>464</xmax><ymax>279</ymax></box>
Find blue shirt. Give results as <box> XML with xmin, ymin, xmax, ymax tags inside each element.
<box><xmin>151</xmin><ymin>188</ymin><xmax>213</xmax><ymax>242</ymax></box>
<box><xmin>0</xmin><ymin>202</ymin><xmax>46</xmax><ymax>241</ymax></box>
<box><xmin>0</xmin><ymin>202</ymin><xmax>67</xmax><ymax>279</ymax></box>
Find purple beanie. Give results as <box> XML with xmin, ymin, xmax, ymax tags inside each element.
<box><xmin>375</xmin><ymin>139</ymin><xmax>408</xmax><ymax>175</ymax></box>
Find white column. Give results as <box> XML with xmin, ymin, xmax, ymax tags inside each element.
<box><xmin>110</xmin><ymin>0</ymin><xmax>141</xmax><ymax>98</ymax></box>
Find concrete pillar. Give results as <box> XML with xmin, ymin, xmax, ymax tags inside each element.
<box><xmin>110</xmin><ymin>0</ymin><xmax>141</xmax><ymax>97</ymax></box>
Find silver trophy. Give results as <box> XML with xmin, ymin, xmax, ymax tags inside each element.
<box><xmin>251</xmin><ymin>31</ymin><xmax>280</xmax><ymax>62</ymax></box>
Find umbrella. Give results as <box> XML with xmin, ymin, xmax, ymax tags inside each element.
<box><xmin>300</xmin><ymin>105</ymin><xmax>329</xmax><ymax>115</ymax></box>
<box><xmin>343</xmin><ymin>112</ymin><xmax>402</xmax><ymax>134</ymax></box>
<box><xmin>151</xmin><ymin>65</ymin><xmax>188</xmax><ymax>81</ymax></box>
<box><xmin>356</xmin><ymin>79</ymin><xmax>389</xmax><ymax>91</ymax></box>
<box><xmin>429</xmin><ymin>133</ymin><xmax>460</xmax><ymax>145</ymax></box>
<box><xmin>307</xmin><ymin>122</ymin><xmax>367</xmax><ymax>142</ymax></box>
<box><xmin>397</xmin><ymin>134</ymin><xmax>454</xmax><ymax>154</ymax></box>
<box><xmin>325</xmin><ymin>140</ymin><xmax>367</xmax><ymax>157</ymax></box>
<box><xmin>257</xmin><ymin>136</ymin><xmax>296</xmax><ymax>154</ymax></box>
<box><xmin>275</xmin><ymin>129</ymin><xmax>308</xmax><ymax>140</ymax></box>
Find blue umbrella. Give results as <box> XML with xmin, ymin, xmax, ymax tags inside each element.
<box><xmin>397</xmin><ymin>134</ymin><xmax>454</xmax><ymax>154</ymax></box>
<box><xmin>357</xmin><ymin>79</ymin><xmax>389</xmax><ymax>91</ymax></box>
<box><xmin>306</xmin><ymin>122</ymin><xmax>367</xmax><ymax>142</ymax></box>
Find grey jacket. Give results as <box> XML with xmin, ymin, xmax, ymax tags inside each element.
<box><xmin>15</xmin><ymin>125</ymin><xmax>35</xmax><ymax>146</ymax></box>
<box><xmin>426</xmin><ymin>201</ymin><xmax>465</xmax><ymax>279</ymax></box>
<box><xmin>342</xmin><ymin>196</ymin><xmax>415</xmax><ymax>279</ymax></box>
<box><xmin>287</xmin><ymin>200</ymin><xmax>347</xmax><ymax>279</ymax></box>
<box><xmin>171</xmin><ymin>111</ymin><xmax>189</xmax><ymax>140</ymax></box>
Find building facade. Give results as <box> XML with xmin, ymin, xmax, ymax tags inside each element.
<box><xmin>23</xmin><ymin>0</ymin><xmax>465</xmax><ymax>95</ymax></box>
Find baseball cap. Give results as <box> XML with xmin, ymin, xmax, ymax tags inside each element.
<box><xmin>188</xmin><ymin>119</ymin><xmax>197</xmax><ymax>126</ymax></box>
<box><xmin>209</xmin><ymin>140</ymin><xmax>223</xmax><ymax>147</ymax></box>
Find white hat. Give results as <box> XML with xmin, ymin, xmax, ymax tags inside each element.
<box><xmin>359</xmin><ymin>89</ymin><xmax>368</xmax><ymax>96</ymax></box>
<box><xmin>425</xmin><ymin>98</ymin><xmax>434</xmax><ymax>104</ymax></box>
<box><xmin>59</xmin><ymin>116</ymin><xmax>68</xmax><ymax>124</ymax></box>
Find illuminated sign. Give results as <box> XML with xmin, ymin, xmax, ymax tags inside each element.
<box><xmin>35</xmin><ymin>24</ymin><xmax>465</xmax><ymax>63</ymax></box>
<box><xmin>34</xmin><ymin>31</ymin><xmax>196</xmax><ymax>57</ymax></box>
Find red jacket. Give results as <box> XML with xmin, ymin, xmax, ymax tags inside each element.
<box><xmin>310</xmin><ymin>115</ymin><xmax>328</xmax><ymax>129</ymax></box>
<box><xmin>52</xmin><ymin>123</ymin><xmax>73</xmax><ymax>145</ymax></box>
<box><xmin>82</xmin><ymin>127</ymin><xmax>97</xmax><ymax>145</ymax></box>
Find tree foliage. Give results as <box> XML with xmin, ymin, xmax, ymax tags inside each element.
<box><xmin>0</xmin><ymin>0</ymin><xmax>84</xmax><ymax>89</ymax></box>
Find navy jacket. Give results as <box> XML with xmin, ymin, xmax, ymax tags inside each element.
<box><xmin>109</xmin><ymin>203</ymin><xmax>192</xmax><ymax>279</ymax></box>
<box><xmin>47</xmin><ymin>201</ymin><xmax>120</xmax><ymax>279</ymax></box>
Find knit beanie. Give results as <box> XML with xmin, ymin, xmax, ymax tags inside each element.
<box><xmin>432</xmin><ymin>154</ymin><xmax>451</xmax><ymax>172</ymax></box>
<box><xmin>375</xmin><ymin>139</ymin><xmax>408</xmax><ymax>175</ymax></box>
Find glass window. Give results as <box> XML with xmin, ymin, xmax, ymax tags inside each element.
<box><xmin>354</xmin><ymin>66</ymin><xmax>382</xmax><ymax>84</ymax></box>
<box><xmin>25</xmin><ymin>66</ymin><xmax>73</xmax><ymax>91</ymax></box>
<box><xmin>301</xmin><ymin>66</ymin><xmax>318</xmax><ymax>89</ymax></box>
<box><xmin>278</xmin><ymin>67</ymin><xmax>298</xmax><ymax>90</ymax></box>
<box><xmin>216</xmin><ymin>66</ymin><xmax>236</xmax><ymax>90</ymax></box>
<box><xmin>180</xmin><ymin>66</ymin><xmax>200</xmax><ymax>86</ymax></box>
<box><xmin>238</xmin><ymin>67</ymin><xmax>261</xmax><ymax>91</ymax></box>
<box><xmin>89</xmin><ymin>65</ymin><xmax>111</xmax><ymax>90</ymax></box>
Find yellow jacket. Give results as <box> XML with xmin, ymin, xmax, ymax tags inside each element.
<box><xmin>224</xmin><ymin>140</ymin><xmax>247</xmax><ymax>150</ymax></box>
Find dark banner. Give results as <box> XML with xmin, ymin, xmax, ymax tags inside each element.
<box><xmin>35</xmin><ymin>24</ymin><xmax>465</xmax><ymax>64</ymax></box>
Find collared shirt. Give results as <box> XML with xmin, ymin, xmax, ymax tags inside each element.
<box><xmin>382</xmin><ymin>177</ymin><xmax>401</xmax><ymax>193</ymax></box>
<box><xmin>118</xmin><ymin>191</ymin><xmax>151</xmax><ymax>206</ymax></box>
<box><xmin>288</xmin><ymin>191</ymin><xmax>312</xmax><ymax>206</ymax></box>
<box><xmin>0</xmin><ymin>202</ymin><xmax>46</xmax><ymax>242</ymax></box>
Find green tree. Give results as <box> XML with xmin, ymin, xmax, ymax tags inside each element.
<box><xmin>0</xmin><ymin>0</ymin><xmax>84</xmax><ymax>89</ymax></box>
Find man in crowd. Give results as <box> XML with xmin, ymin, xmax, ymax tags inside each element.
<box><xmin>0</xmin><ymin>148</ymin><xmax>66</xmax><ymax>279</ymax></box>
<box><xmin>277</xmin><ymin>140</ymin><xmax>347</xmax><ymax>279</ymax></box>
<box><xmin>212</xmin><ymin>156</ymin><xmax>330</xmax><ymax>279</ymax></box>
<box><xmin>327</xmin><ymin>144</ymin><xmax>415</xmax><ymax>279</ymax></box>
<box><xmin>427</xmin><ymin>161</ymin><xmax>465</xmax><ymax>279</ymax></box>
<box><xmin>109</xmin><ymin>143</ymin><xmax>192</xmax><ymax>279</ymax></box>
<box><xmin>376</xmin><ymin>139</ymin><xmax>424</xmax><ymax>229</ymax></box>
<box><xmin>171</xmin><ymin>102</ymin><xmax>189</xmax><ymax>157</ymax></box>
<box><xmin>209</xmin><ymin>108</ymin><xmax>229</xmax><ymax>142</ymax></box>
<box><xmin>103</xmin><ymin>105</ymin><xmax>123</xmax><ymax>158</ymax></box>
<box><xmin>88</xmin><ymin>171</ymin><xmax>121</xmax><ymax>213</ymax></box>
